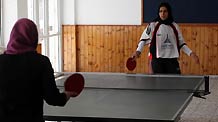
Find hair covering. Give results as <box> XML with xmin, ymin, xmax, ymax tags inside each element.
<box><xmin>153</xmin><ymin>2</ymin><xmax>174</xmax><ymax>25</ymax></box>
<box><xmin>5</xmin><ymin>18</ymin><xmax>38</xmax><ymax>54</ymax></box>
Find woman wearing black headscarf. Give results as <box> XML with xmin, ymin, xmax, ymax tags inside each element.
<box><xmin>0</xmin><ymin>18</ymin><xmax>76</xmax><ymax>122</ymax></box>
<box><xmin>132</xmin><ymin>2</ymin><xmax>199</xmax><ymax>74</ymax></box>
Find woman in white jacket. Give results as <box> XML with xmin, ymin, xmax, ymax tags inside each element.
<box><xmin>132</xmin><ymin>2</ymin><xmax>199</xmax><ymax>74</ymax></box>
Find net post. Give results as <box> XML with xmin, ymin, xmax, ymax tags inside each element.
<box><xmin>204</xmin><ymin>76</ymin><xmax>210</xmax><ymax>95</ymax></box>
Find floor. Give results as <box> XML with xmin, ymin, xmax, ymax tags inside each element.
<box><xmin>179</xmin><ymin>76</ymin><xmax>218</xmax><ymax>122</ymax></box>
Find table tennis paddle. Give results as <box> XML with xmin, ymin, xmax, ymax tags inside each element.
<box><xmin>126</xmin><ymin>57</ymin><xmax>136</xmax><ymax>71</ymax></box>
<box><xmin>64</xmin><ymin>73</ymin><xmax>85</xmax><ymax>97</ymax></box>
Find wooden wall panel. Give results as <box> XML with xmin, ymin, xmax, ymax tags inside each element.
<box><xmin>62</xmin><ymin>24</ymin><xmax>218</xmax><ymax>75</ymax></box>
<box><xmin>36</xmin><ymin>44</ymin><xmax>41</xmax><ymax>54</ymax></box>
<box><xmin>62</xmin><ymin>25</ymin><xmax>76</xmax><ymax>72</ymax></box>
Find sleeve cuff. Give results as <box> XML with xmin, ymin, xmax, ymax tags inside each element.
<box><xmin>181</xmin><ymin>45</ymin><xmax>192</xmax><ymax>56</ymax></box>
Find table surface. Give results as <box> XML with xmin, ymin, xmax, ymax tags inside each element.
<box><xmin>44</xmin><ymin>72</ymin><xmax>206</xmax><ymax>122</ymax></box>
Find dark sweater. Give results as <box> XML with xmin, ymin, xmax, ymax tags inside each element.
<box><xmin>0</xmin><ymin>51</ymin><xmax>67</xmax><ymax>122</ymax></box>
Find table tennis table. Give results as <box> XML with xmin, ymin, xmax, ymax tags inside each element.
<box><xmin>44</xmin><ymin>72</ymin><xmax>210</xmax><ymax>122</ymax></box>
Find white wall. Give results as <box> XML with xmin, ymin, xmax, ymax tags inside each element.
<box><xmin>62</xmin><ymin>0</ymin><xmax>141</xmax><ymax>25</ymax></box>
<box><xmin>2</xmin><ymin>0</ymin><xmax>141</xmax><ymax>46</ymax></box>
<box><xmin>61</xmin><ymin>0</ymin><xmax>76</xmax><ymax>25</ymax></box>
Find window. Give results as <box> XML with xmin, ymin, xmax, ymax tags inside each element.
<box><xmin>0</xmin><ymin>0</ymin><xmax>5</xmax><ymax>54</ymax></box>
<box><xmin>0</xmin><ymin>0</ymin><xmax>2</xmax><ymax>46</ymax></box>
<box><xmin>28</xmin><ymin>0</ymin><xmax>62</xmax><ymax>72</ymax></box>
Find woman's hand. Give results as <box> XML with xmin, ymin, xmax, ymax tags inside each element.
<box><xmin>132</xmin><ymin>51</ymin><xmax>141</xmax><ymax>60</ymax></box>
<box><xmin>64</xmin><ymin>91</ymin><xmax>79</xmax><ymax>101</ymax></box>
<box><xmin>190</xmin><ymin>52</ymin><xmax>200</xmax><ymax>64</ymax></box>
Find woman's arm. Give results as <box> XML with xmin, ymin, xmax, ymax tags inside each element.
<box><xmin>174</xmin><ymin>23</ymin><xmax>200</xmax><ymax>64</ymax></box>
<box><xmin>132</xmin><ymin>23</ymin><xmax>154</xmax><ymax>60</ymax></box>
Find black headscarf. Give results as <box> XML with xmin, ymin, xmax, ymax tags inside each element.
<box><xmin>153</xmin><ymin>2</ymin><xmax>174</xmax><ymax>25</ymax></box>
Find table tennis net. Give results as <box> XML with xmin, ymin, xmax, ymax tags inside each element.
<box><xmin>55</xmin><ymin>73</ymin><xmax>209</xmax><ymax>95</ymax></box>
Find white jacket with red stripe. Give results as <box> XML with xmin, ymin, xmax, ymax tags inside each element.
<box><xmin>136</xmin><ymin>22</ymin><xmax>192</xmax><ymax>58</ymax></box>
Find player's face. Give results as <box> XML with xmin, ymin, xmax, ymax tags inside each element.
<box><xmin>159</xmin><ymin>6</ymin><xmax>168</xmax><ymax>20</ymax></box>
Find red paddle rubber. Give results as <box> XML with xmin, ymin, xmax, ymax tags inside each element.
<box><xmin>64</xmin><ymin>73</ymin><xmax>85</xmax><ymax>97</ymax></box>
<box><xmin>126</xmin><ymin>57</ymin><xmax>136</xmax><ymax>71</ymax></box>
